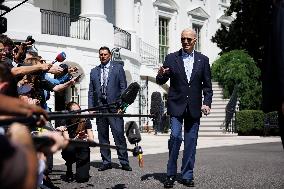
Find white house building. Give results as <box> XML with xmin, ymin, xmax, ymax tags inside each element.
<box><xmin>3</xmin><ymin>0</ymin><xmax>232</xmax><ymax>129</ymax></box>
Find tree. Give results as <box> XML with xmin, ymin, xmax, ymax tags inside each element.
<box><xmin>211</xmin><ymin>50</ymin><xmax>262</xmax><ymax>110</ymax></box>
<box><xmin>212</xmin><ymin>0</ymin><xmax>273</xmax><ymax>68</ymax></box>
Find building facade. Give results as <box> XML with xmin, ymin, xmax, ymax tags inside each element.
<box><xmin>3</xmin><ymin>0</ymin><xmax>232</xmax><ymax>128</ymax></box>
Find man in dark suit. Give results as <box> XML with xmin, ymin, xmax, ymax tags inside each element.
<box><xmin>88</xmin><ymin>46</ymin><xmax>132</xmax><ymax>171</ymax></box>
<box><xmin>156</xmin><ymin>28</ymin><xmax>213</xmax><ymax>188</ymax></box>
<box><xmin>262</xmin><ymin>0</ymin><xmax>284</xmax><ymax>149</ymax></box>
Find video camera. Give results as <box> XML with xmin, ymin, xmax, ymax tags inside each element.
<box><xmin>0</xmin><ymin>0</ymin><xmax>30</xmax><ymax>34</ymax></box>
<box><xmin>0</xmin><ymin>0</ymin><xmax>9</xmax><ymax>34</ymax></box>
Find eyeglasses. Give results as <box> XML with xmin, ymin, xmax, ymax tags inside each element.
<box><xmin>181</xmin><ymin>37</ymin><xmax>194</xmax><ymax>42</ymax></box>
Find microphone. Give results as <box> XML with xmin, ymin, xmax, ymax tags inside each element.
<box><xmin>150</xmin><ymin>92</ymin><xmax>164</xmax><ymax>133</ymax></box>
<box><xmin>0</xmin><ymin>4</ymin><xmax>10</xmax><ymax>12</ymax></box>
<box><xmin>125</xmin><ymin>121</ymin><xmax>141</xmax><ymax>144</ymax></box>
<box><xmin>119</xmin><ymin>82</ymin><xmax>140</xmax><ymax>113</ymax></box>
<box><xmin>150</xmin><ymin>92</ymin><xmax>163</xmax><ymax>117</ymax></box>
<box><xmin>52</xmin><ymin>52</ymin><xmax>66</xmax><ymax>64</ymax></box>
<box><xmin>125</xmin><ymin>121</ymin><xmax>144</xmax><ymax>167</ymax></box>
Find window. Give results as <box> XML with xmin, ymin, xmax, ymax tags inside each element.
<box><xmin>163</xmin><ymin>93</ymin><xmax>168</xmax><ymax>110</ymax></box>
<box><xmin>193</xmin><ymin>24</ymin><xmax>201</xmax><ymax>51</ymax></box>
<box><xmin>71</xmin><ymin>85</ymin><xmax>80</xmax><ymax>104</ymax></box>
<box><xmin>220</xmin><ymin>0</ymin><xmax>227</xmax><ymax>3</ymax></box>
<box><xmin>159</xmin><ymin>17</ymin><xmax>169</xmax><ymax>63</ymax></box>
<box><xmin>70</xmin><ymin>0</ymin><xmax>81</xmax><ymax>21</ymax></box>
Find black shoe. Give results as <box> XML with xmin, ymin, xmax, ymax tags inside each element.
<box><xmin>164</xmin><ymin>176</ymin><xmax>176</xmax><ymax>188</ymax></box>
<box><xmin>121</xmin><ymin>164</ymin><xmax>132</xmax><ymax>171</ymax></box>
<box><xmin>98</xmin><ymin>164</ymin><xmax>112</xmax><ymax>171</ymax></box>
<box><xmin>64</xmin><ymin>172</ymin><xmax>74</xmax><ymax>182</ymax></box>
<box><xmin>42</xmin><ymin>175</ymin><xmax>60</xmax><ymax>189</ymax></box>
<box><xmin>76</xmin><ymin>177</ymin><xmax>89</xmax><ymax>183</ymax></box>
<box><xmin>181</xmin><ymin>179</ymin><xmax>195</xmax><ymax>187</ymax></box>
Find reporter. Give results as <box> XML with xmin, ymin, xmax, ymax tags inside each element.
<box><xmin>58</xmin><ymin>101</ymin><xmax>94</xmax><ymax>183</ymax></box>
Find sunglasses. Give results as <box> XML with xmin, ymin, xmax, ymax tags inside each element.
<box><xmin>181</xmin><ymin>37</ymin><xmax>194</xmax><ymax>42</ymax></box>
<box><xmin>40</xmin><ymin>59</ymin><xmax>47</xmax><ymax>64</ymax></box>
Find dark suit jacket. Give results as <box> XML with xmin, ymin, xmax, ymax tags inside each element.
<box><xmin>88</xmin><ymin>61</ymin><xmax>127</xmax><ymax>110</ymax></box>
<box><xmin>156</xmin><ymin>49</ymin><xmax>213</xmax><ymax>119</ymax></box>
<box><xmin>262</xmin><ymin>2</ymin><xmax>284</xmax><ymax>112</ymax></box>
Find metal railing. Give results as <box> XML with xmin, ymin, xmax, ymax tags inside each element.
<box><xmin>264</xmin><ymin>112</ymin><xmax>279</xmax><ymax>136</ymax></box>
<box><xmin>41</xmin><ymin>9</ymin><xmax>90</xmax><ymax>40</ymax></box>
<box><xmin>138</xmin><ymin>39</ymin><xmax>159</xmax><ymax>67</ymax></box>
<box><xmin>113</xmin><ymin>26</ymin><xmax>131</xmax><ymax>50</ymax></box>
<box><xmin>224</xmin><ymin>85</ymin><xmax>238</xmax><ymax>133</ymax></box>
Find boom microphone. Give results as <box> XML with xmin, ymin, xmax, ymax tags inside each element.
<box><xmin>150</xmin><ymin>92</ymin><xmax>163</xmax><ymax>117</ymax></box>
<box><xmin>0</xmin><ymin>4</ymin><xmax>10</xmax><ymax>12</ymax></box>
<box><xmin>150</xmin><ymin>92</ymin><xmax>164</xmax><ymax>133</ymax></box>
<box><xmin>125</xmin><ymin>121</ymin><xmax>141</xmax><ymax>144</ymax></box>
<box><xmin>52</xmin><ymin>52</ymin><xmax>66</xmax><ymax>64</ymax></box>
<box><xmin>119</xmin><ymin>82</ymin><xmax>140</xmax><ymax>112</ymax></box>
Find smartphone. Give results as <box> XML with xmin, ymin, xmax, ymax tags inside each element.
<box><xmin>74</xmin><ymin>74</ymin><xmax>82</xmax><ymax>82</ymax></box>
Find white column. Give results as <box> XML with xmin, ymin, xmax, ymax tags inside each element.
<box><xmin>115</xmin><ymin>0</ymin><xmax>136</xmax><ymax>52</ymax></box>
<box><xmin>80</xmin><ymin>0</ymin><xmax>114</xmax><ymax>47</ymax></box>
<box><xmin>115</xmin><ymin>0</ymin><xmax>135</xmax><ymax>32</ymax></box>
<box><xmin>80</xmin><ymin>0</ymin><xmax>106</xmax><ymax>20</ymax></box>
<box><xmin>3</xmin><ymin>0</ymin><xmax>41</xmax><ymax>34</ymax></box>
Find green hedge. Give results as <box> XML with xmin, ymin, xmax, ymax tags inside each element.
<box><xmin>236</xmin><ymin>110</ymin><xmax>280</xmax><ymax>136</ymax></box>
<box><xmin>236</xmin><ymin>110</ymin><xmax>264</xmax><ymax>135</ymax></box>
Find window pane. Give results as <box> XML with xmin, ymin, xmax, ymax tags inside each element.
<box><xmin>193</xmin><ymin>24</ymin><xmax>202</xmax><ymax>51</ymax></box>
<box><xmin>70</xmin><ymin>0</ymin><xmax>81</xmax><ymax>17</ymax></box>
<box><xmin>159</xmin><ymin>17</ymin><xmax>169</xmax><ymax>63</ymax></box>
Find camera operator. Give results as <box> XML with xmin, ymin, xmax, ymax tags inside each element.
<box><xmin>0</xmin><ymin>34</ymin><xmax>14</xmax><ymax>62</ymax></box>
<box><xmin>13</xmin><ymin>35</ymin><xmax>35</xmax><ymax>64</ymax></box>
<box><xmin>0</xmin><ymin>36</ymin><xmax>57</xmax><ymax>79</ymax></box>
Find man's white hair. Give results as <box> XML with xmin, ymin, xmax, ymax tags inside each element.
<box><xmin>181</xmin><ymin>28</ymin><xmax>197</xmax><ymax>38</ymax></box>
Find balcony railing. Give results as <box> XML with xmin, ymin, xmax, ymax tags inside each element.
<box><xmin>41</xmin><ymin>9</ymin><xmax>90</xmax><ymax>40</ymax></box>
<box><xmin>138</xmin><ymin>39</ymin><xmax>159</xmax><ymax>67</ymax></box>
<box><xmin>113</xmin><ymin>26</ymin><xmax>131</xmax><ymax>50</ymax></box>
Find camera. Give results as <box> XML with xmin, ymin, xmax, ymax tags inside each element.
<box><xmin>0</xmin><ymin>17</ymin><xmax>7</xmax><ymax>34</ymax></box>
<box><xmin>25</xmin><ymin>35</ymin><xmax>35</xmax><ymax>45</ymax></box>
<box><xmin>0</xmin><ymin>0</ymin><xmax>10</xmax><ymax>34</ymax></box>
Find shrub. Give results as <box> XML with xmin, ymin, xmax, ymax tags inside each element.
<box><xmin>211</xmin><ymin>50</ymin><xmax>262</xmax><ymax>110</ymax></box>
<box><xmin>264</xmin><ymin>111</ymin><xmax>280</xmax><ymax>136</ymax></box>
<box><xmin>236</xmin><ymin>110</ymin><xmax>264</xmax><ymax>135</ymax></box>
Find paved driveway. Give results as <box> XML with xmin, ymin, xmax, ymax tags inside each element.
<box><xmin>50</xmin><ymin>142</ymin><xmax>284</xmax><ymax>189</ymax></box>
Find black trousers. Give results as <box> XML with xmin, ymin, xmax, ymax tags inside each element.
<box><xmin>62</xmin><ymin>145</ymin><xmax>90</xmax><ymax>182</ymax></box>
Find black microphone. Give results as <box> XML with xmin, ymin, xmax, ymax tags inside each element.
<box><xmin>150</xmin><ymin>92</ymin><xmax>163</xmax><ymax>117</ymax></box>
<box><xmin>150</xmin><ymin>92</ymin><xmax>164</xmax><ymax>133</ymax></box>
<box><xmin>0</xmin><ymin>4</ymin><xmax>10</xmax><ymax>12</ymax></box>
<box><xmin>125</xmin><ymin>121</ymin><xmax>141</xmax><ymax>144</ymax></box>
<box><xmin>119</xmin><ymin>82</ymin><xmax>140</xmax><ymax>112</ymax></box>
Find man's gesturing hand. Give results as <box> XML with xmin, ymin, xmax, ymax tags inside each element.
<box><xmin>158</xmin><ymin>66</ymin><xmax>170</xmax><ymax>76</ymax></box>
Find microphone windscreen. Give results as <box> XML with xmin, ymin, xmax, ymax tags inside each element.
<box><xmin>55</xmin><ymin>52</ymin><xmax>66</xmax><ymax>62</ymax></box>
<box><xmin>125</xmin><ymin>121</ymin><xmax>141</xmax><ymax>144</ymax></box>
<box><xmin>0</xmin><ymin>4</ymin><xmax>10</xmax><ymax>12</ymax></box>
<box><xmin>150</xmin><ymin>92</ymin><xmax>163</xmax><ymax>116</ymax></box>
<box><xmin>121</xmin><ymin>82</ymin><xmax>140</xmax><ymax>105</ymax></box>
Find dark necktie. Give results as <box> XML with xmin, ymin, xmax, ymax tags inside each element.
<box><xmin>102</xmin><ymin>65</ymin><xmax>107</xmax><ymax>99</ymax></box>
